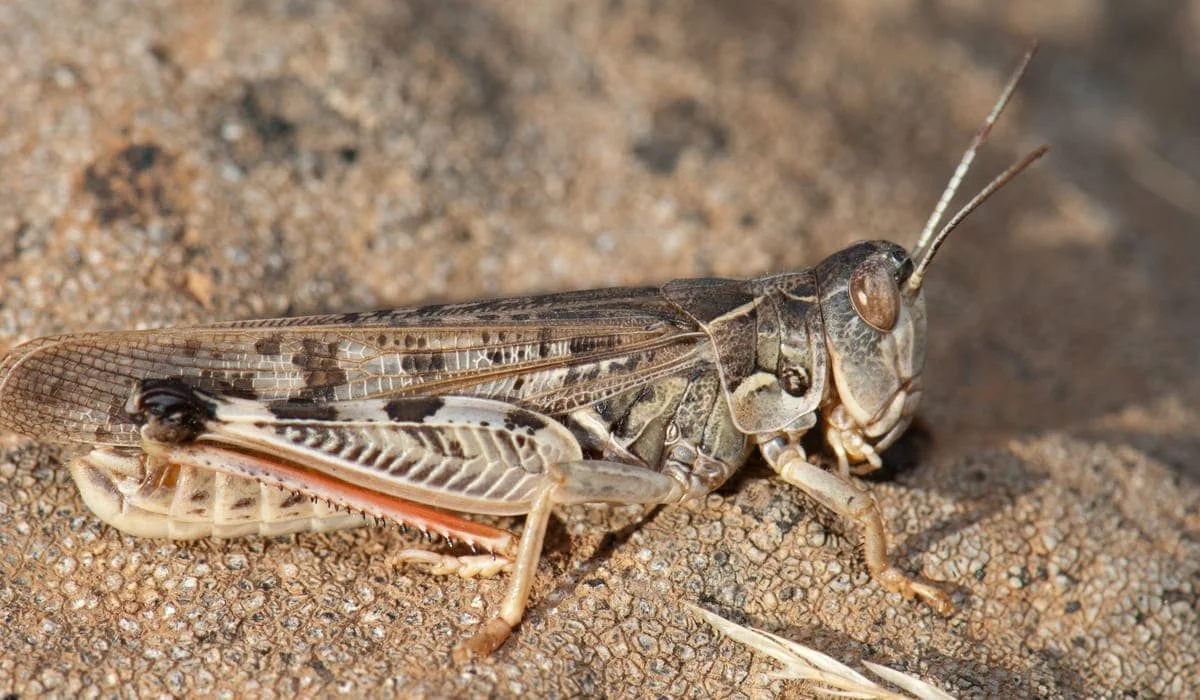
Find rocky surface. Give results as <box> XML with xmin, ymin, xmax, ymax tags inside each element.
<box><xmin>1</xmin><ymin>1</ymin><xmax>1197</xmax><ymax>697</ymax></box>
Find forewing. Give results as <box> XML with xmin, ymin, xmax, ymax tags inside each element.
<box><xmin>0</xmin><ymin>287</ymin><xmax>708</xmax><ymax>446</ymax></box>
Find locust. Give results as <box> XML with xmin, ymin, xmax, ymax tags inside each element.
<box><xmin>0</xmin><ymin>47</ymin><xmax>1046</xmax><ymax>658</ymax></box>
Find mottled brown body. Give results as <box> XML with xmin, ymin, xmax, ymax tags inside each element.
<box><xmin>0</xmin><ymin>241</ymin><xmax>947</xmax><ymax>658</ymax></box>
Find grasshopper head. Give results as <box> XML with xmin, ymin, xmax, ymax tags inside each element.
<box><xmin>806</xmin><ymin>45</ymin><xmax>1048</xmax><ymax>471</ymax></box>
<box><xmin>815</xmin><ymin>241</ymin><xmax>925</xmax><ymax>470</ymax></box>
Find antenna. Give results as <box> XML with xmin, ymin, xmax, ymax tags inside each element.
<box><xmin>905</xmin><ymin>42</ymin><xmax>1047</xmax><ymax>294</ymax></box>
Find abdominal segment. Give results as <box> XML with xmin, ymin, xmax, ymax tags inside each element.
<box><xmin>70</xmin><ymin>448</ymin><xmax>371</xmax><ymax>539</ymax></box>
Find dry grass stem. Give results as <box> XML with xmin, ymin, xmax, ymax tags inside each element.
<box><xmin>688</xmin><ymin>604</ymin><xmax>956</xmax><ymax>700</ymax></box>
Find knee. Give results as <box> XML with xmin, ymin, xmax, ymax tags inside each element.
<box><xmin>844</xmin><ymin>492</ymin><xmax>877</xmax><ymax>518</ymax></box>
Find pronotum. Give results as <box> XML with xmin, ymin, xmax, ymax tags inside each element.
<box><xmin>0</xmin><ymin>46</ymin><xmax>1046</xmax><ymax>657</ymax></box>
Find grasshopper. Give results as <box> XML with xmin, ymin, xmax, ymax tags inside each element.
<box><xmin>0</xmin><ymin>48</ymin><xmax>1046</xmax><ymax>658</ymax></box>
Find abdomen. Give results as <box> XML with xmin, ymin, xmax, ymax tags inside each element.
<box><xmin>70</xmin><ymin>448</ymin><xmax>368</xmax><ymax>539</ymax></box>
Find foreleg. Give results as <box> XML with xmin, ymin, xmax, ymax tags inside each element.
<box><xmin>761</xmin><ymin>439</ymin><xmax>952</xmax><ymax>614</ymax></box>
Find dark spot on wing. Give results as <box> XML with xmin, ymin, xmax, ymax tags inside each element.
<box><xmin>190</xmin><ymin>490</ymin><xmax>210</xmax><ymax>503</ymax></box>
<box><xmin>254</xmin><ymin>336</ymin><xmax>282</xmax><ymax>355</ymax></box>
<box><xmin>232</xmin><ymin>497</ymin><xmax>256</xmax><ymax>510</ymax></box>
<box><xmin>538</xmin><ymin>328</ymin><xmax>554</xmax><ymax>356</ymax></box>
<box><xmin>268</xmin><ymin>400</ymin><xmax>339</xmax><ymax>421</ymax></box>
<box><xmin>383</xmin><ymin>397</ymin><xmax>445</xmax><ymax>423</ymax></box>
<box><xmin>446</xmin><ymin>440</ymin><xmax>465</xmax><ymax>458</ymax></box>
<box><xmin>302</xmin><ymin>384</ymin><xmax>338</xmax><ymax>402</ymax></box>
<box><xmin>199</xmin><ymin>373</ymin><xmax>259</xmax><ymax>398</ymax></box>
<box><xmin>286</xmin><ymin>337</ymin><xmax>349</xmax><ymax>395</ymax></box>
<box><xmin>568</xmin><ymin>335</ymin><xmax>623</xmax><ymax>355</ymax></box>
<box><xmin>305</xmin><ymin>368</ymin><xmax>348</xmax><ymax>390</ymax></box>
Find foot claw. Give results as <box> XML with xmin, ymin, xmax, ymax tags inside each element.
<box><xmin>914</xmin><ymin>581</ymin><xmax>954</xmax><ymax>616</ymax></box>
<box><xmin>453</xmin><ymin>617</ymin><xmax>513</xmax><ymax>662</ymax></box>
<box><xmin>878</xmin><ymin>567</ymin><xmax>954</xmax><ymax>615</ymax></box>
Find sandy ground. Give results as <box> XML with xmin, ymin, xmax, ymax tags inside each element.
<box><xmin>1</xmin><ymin>1</ymin><xmax>1198</xmax><ymax>697</ymax></box>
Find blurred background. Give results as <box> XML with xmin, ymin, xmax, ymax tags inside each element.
<box><xmin>0</xmin><ymin>2</ymin><xmax>1197</xmax><ymax>697</ymax></box>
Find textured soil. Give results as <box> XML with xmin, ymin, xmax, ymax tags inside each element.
<box><xmin>1</xmin><ymin>2</ymin><xmax>1198</xmax><ymax>697</ymax></box>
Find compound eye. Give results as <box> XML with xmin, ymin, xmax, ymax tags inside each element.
<box><xmin>849</xmin><ymin>257</ymin><xmax>901</xmax><ymax>331</ymax></box>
